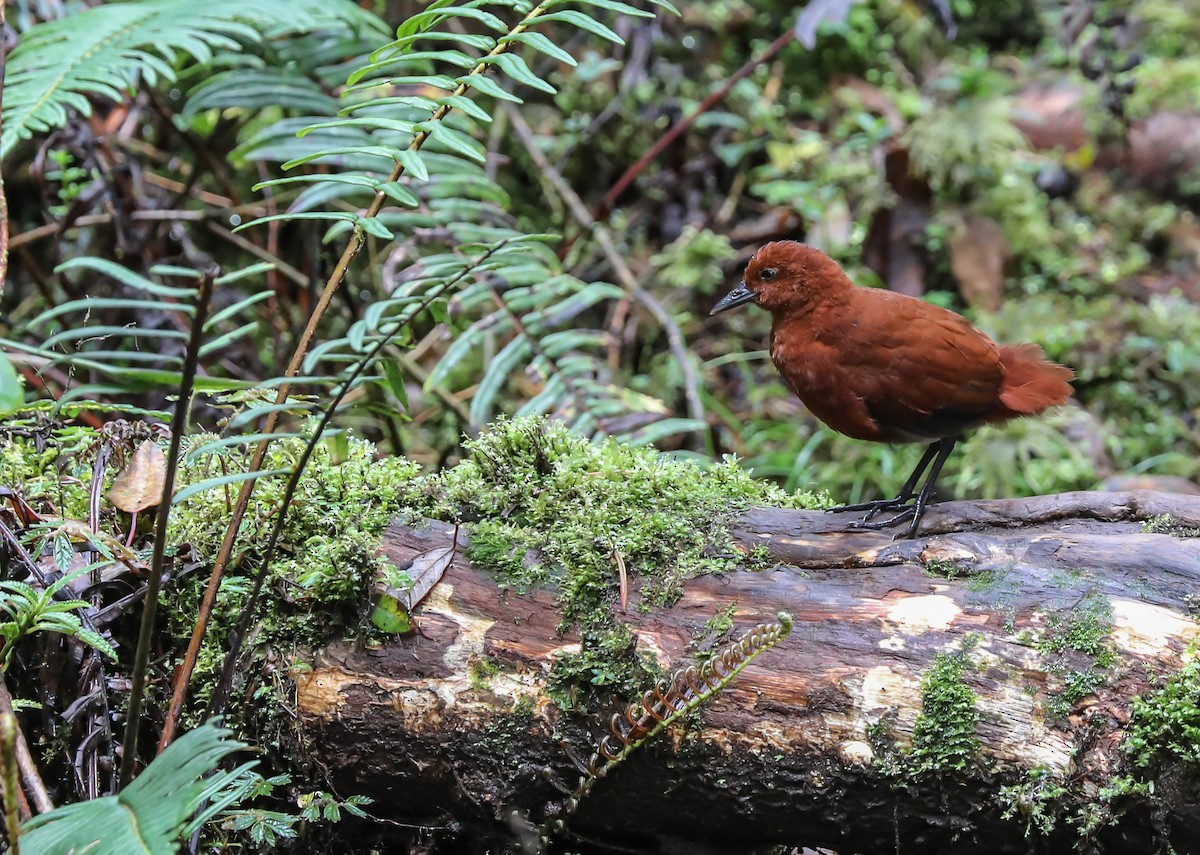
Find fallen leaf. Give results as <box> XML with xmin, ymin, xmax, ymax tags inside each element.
<box><xmin>371</xmin><ymin>594</ymin><xmax>412</xmax><ymax>634</ymax></box>
<box><xmin>400</xmin><ymin>544</ymin><xmax>456</xmax><ymax>611</ymax></box>
<box><xmin>107</xmin><ymin>440</ymin><xmax>167</xmax><ymax>513</ymax></box>
<box><xmin>948</xmin><ymin>212</ymin><xmax>1011</xmax><ymax>311</ymax></box>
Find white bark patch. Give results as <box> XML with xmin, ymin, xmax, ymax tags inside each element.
<box><xmin>857</xmin><ymin>665</ymin><xmax>921</xmax><ymax>717</ymax></box>
<box><xmin>1110</xmin><ymin>598</ymin><xmax>1200</xmax><ymax>656</ymax></box>
<box><xmin>422</xmin><ymin>583</ymin><xmax>495</xmax><ymax>677</ymax></box>
<box><xmin>839</xmin><ymin>740</ymin><xmax>875</xmax><ymax>765</ymax></box>
<box><xmin>977</xmin><ymin>684</ymin><xmax>1072</xmax><ymax>771</ymax></box>
<box><xmin>884</xmin><ymin>594</ymin><xmax>962</xmax><ymax>634</ymax></box>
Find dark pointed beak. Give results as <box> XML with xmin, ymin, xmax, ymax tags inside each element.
<box><xmin>710</xmin><ymin>282</ymin><xmax>757</xmax><ymax>315</ymax></box>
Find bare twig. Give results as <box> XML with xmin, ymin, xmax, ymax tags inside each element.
<box><xmin>117</xmin><ymin>269</ymin><xmax>215</xmax><ymax>788</ymax></box>
<box><xmin>593</xmin><ymin>27</ymin><xmax>796</xmax><ymax>222</ymax></box>
<box><xmin>0</xmin><ymin>680</ymin><xmax>50</xmax><ymax>815</ymax></box>
<box><xmin>504</xmin><ymin>106</ymin><xmax>705</xmax><ymax>428</ymax></box>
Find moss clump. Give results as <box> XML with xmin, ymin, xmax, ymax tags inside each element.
<box><xmin>1142</xmin><ymin>515</ymin><xmax>1200</xmax><ymax>539</ymax></box>
<box><xmin>408</xmin><ymin>416</ymin><xmax>823</xmax><ymax>702</ymax></box>
<box><xmin>998</xmin><ymin>766</ymin><xmax>1069</xmax><ymax>836</ymax></box>
<box><xmin>909</xmin><ymin>652</ymin><xmax>981</xmax><ymax>775</ymax></box>
<box><xmin>1038</xmin><ymin>591</ymin><xmax>1116</xmax><ymax>665</ymax></box>
<box><xmin>1126</xmin><ymin>659</ymin><xmax>1200</xmax><ymax>767</ymax></box>
<box><xmin>162</xmin><ymin>433</ymin><xmax>424</xmax><ymax>716</ymax></box>
<box><xmin>1032</xmin><ymin>590</ymin><xmax>1117</xmax><ymax>718</ymax></box>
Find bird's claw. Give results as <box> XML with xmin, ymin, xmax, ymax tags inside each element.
<box><xmin>847</xmin><ymin>506</ymin><xmax>918</xmax><ymax>534</ymax></box>
<box><xmin>827</xmin><ymin>497</ymin><xmax>913</xmax><ymax>516</ymax></box>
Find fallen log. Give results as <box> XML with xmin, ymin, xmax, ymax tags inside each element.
<box><xmin>295</xmin><ymin>491</ymin><xmax>1200</xmax><ymax>854</ymax></box>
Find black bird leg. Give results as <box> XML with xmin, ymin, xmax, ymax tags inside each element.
<box><xmin>847</xmin><ymin>437</ymin><xmax>959</xmax><ymax>538</ymax></box>
<box><xmin>828</xmin><ymin>440</ymin><xmax>941</xmax><ymax>520</ymax></box>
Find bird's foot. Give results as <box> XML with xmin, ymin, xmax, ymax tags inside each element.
<box><xmin>827</xmin><ymin>496</ymin><xmax>913</xmax><ymax>522</ymax></box>
<box><xmin>847</xmin><ymin>506</ymin><xmax>925</xmax><ymax>539</ymax></box>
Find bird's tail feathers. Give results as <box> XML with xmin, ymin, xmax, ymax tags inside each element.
<box><xmin>997</xmin><ymin>344</ymin><xmax>1074</xmax><ymax>414</ymax></box>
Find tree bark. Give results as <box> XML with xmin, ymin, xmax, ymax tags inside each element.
<box><xmin>294</xmin><ymin>491</ymin><xmax>1200</xmax><ymax>854</ymax></box>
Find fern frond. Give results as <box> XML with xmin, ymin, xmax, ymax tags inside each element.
<box><xmin>1</xmin><ymin>0</ymin><xmax>385</xmax><ymax>159</ymax></box>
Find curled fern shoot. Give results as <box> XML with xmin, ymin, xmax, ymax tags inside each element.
<box><xmin>554</xmin><ymin>611</ymin><xmax>793</xmax><ymax>832</ymax></box>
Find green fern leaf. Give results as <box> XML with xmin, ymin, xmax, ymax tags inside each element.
<box><xmin>2</xmin><ymin>0</ymin><xmax>382</xmax><ymax>159</ymax></box>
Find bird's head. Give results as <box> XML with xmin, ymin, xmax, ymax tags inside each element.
<box><xmin>711</xmin><ymin>241</ymin><xmax>850</xmax><ymax>316</ymax></box>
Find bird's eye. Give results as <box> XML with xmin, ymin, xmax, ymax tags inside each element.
<box><xmin>760</xmin><ymin>267</ymin><xmax>777</xmax><ymax>281</ymax></box>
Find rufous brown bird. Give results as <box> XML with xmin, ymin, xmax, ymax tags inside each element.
<box><xmin>712</xmin><ymin>241</ymin><xmax>1074</xmax><ymax>537</ymax></box>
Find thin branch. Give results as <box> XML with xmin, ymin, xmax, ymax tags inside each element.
<box><xmin>0</xmin><ymin>680</ymin><xmax>50</xmax><ymax>815</ymax></box>
<box><xmin>504</xmin><ymin>105</ymin><xmax>705</xmax><ymax>428</ymax></box>
<box><xmin>593</xmin><ymin>27</ymin><xmax>796</xmax><ymax>222</ymax></box>
<box><xmin>0</xmin><ymin>714</ymin><xmax>21</xmax><ymax>851</ymax></box>
<box><xmin>9</xmin><ymin>208</ymin><xmax>261</xmax><ymax>250</ymax></box>
<box><xmin>117</xmin><ymin>270</ymin><xmax>215</xmax><ymax>788</ymax></box>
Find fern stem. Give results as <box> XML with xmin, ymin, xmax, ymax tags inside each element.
<box><xmin>158</xmin><ymin>1</ymin><xmax>551</xmax><ymax>749</ymax></box>
<box><xmin>551</xmin><ymin>612</ymin><xmax>793</xmax><ymax>840</ymax></box>
<box><xmin>118</xmin><ymin>270</ymin><xmax>215</xmax><ymax>788</ymax></box>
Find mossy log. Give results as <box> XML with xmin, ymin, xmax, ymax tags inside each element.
<box><xmin>295</xmin><ymin>491</ymin><xmax>1200</xmax><ymax>854</ymax></box>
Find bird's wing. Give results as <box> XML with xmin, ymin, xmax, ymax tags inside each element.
<box><xmin>836</xmin><ymin>294</ymin><xmax>1005</xmax><ymax>439</ymax></box>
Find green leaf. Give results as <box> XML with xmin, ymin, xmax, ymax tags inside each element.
<box><xmin>370</xmin><ymin>593</ymin><xmax>412</xmax><ymax>634</ymax></box>
<box><xmin>456</xmin><ymin>72</ymin><xmax>524</xmax><ymax>103</ymax></box>
<box><xmin>383</xmin><ymin>31</ymin><xmax>496</xmax><ymax>53</ymax></box>
<box><xmin>20</xmin><ymin>721</ymin><xmax>249</xmax><ymax>855</ymax></box>
<box><xmin>184</xmin><ymin>432</ymin><xmax>302</xmax><ymax>462</ymax></box>
<box><xmin>471</xmin><ymin>335</ymin><xmax>533</xmax><ymax>427</ymax></box>
<box><xmin>379</xmin><ymin>359</ymin><xmax>410</xmax><ymax>412</ymax></box>
<box><xmin>481</xmin><ymin>52</ymin><xmax>556</xmax><ymax>94</ymax></box>
<box><xmin>422</xmin><ymin>122</ymin><xmax>487</xmax><ymax>162</ymax></box>
<box><xmin>42</xmin><ymin>326</ymin><xmax>189</xmax><ymax>351</ymax></box>
<box><xmin>32</xmin><ymin>298</ymin><xmax>195</xmax><ymax>328</ymax></box>
<box><xmin>203</xmin><ymin>289</ymin><xmax>273</xmax><ymax>331</ymax></box>
<box><xmin>500</xmin><ymin>30</ymin><xmax>578</xmax><ymax>65</ymax></box>
<box><xmin>397</xmin><ymin>149</ymin><xmax>429</xmax><ymax>181</ymax></box>
<box><xmin>0</xmin><ymin>352</ymin><xmax>24</xmax><ymax>415</ymax></box>
<box><xmin>436</xmin><ymin>94</ymin><xmax>494</xmax><ymax>123</ymax></box>
<box><xmin>2</xmin><ymin>0</ymin><xmax>383</xmax><ymax>158</ymax></box>
<box><xmin>533</xmin><ymin>10</ymin><xmax>624</xmax><ymax>44</ymax></box>
<box><xmin>198</xmin><ymin>322</ymin><xmax>261</xmax><ymax>356</ymax></box>
<box><xmin>376</xmin><ymin>181</ymin><xmax>420</xmax><ymax>207</ymax></box>
<box><xmin>398</xmin><ymin>5</ymin><xmax>508</xmax><ymax>36</ymax></box>
<box><xmin>172</xmin><ymin>469</ymin><xmax>293</xmax><ymax>505</ymax></box>
<box><xmin>558</xmin><ymin>0</ymin><xmax>656</xmax><ymax>18</ymax></box>
<box><xmin>54</xmin><ymin>258</ymin><xmax>198</xmax><ymax>299</ymax></box>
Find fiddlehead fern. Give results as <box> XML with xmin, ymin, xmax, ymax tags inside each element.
<box><xmin>551</xmin><ymin>611</ymin><xmax>793</xmax><ymax>835</ymax></box>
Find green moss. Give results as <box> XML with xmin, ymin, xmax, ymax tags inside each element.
<box><xmin>409</xmin><ymin>416</ymin><xmax>823</xmax><ymax>704</ymax></box>
<box><xmin>1142</xmin><ymin>515</ymin><xmax>1200</xmax><ymax>539</ymax></box>
<box><xmin>468</xmin><ymin>656</ymin><xmax>502</xmax><ymax>691</ymax></box>
<box><xmin>998</xmin><ymin>766</ymin><xmax>1069</xmax><ymax>836</ymax></box>
<box><xmin>1033</xmin><ymin>590</ymin><xmax>1117</xmax><ymax>719</ymax></box>
<box><xmin>908</xmin><ymin>652</ymin><xmax>981</xmax><ymax>775</ymax></box>
<box><xmin>0</xmin><ymin>422</ymin><xmax>114</xmax><ymax>523</ymax></box>
<box><xmin>1126</xmin><ymin>659</ymin><xmax>1200</xmax><ymax>767</ymax></box>
<box><xmin>921</xmin><ymin>557</ymin><xmax>967</xmax><ymax>580</ymax></box>
<box><xmin>1038</xmin><ymin>591</ymin><xmax>1116</xmax><ymax>666</ymax></box>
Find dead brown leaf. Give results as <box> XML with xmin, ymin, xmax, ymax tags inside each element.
<box><xmin>107</xmin><ymin>439</ymin><xmax>166</xmax><ymax>513</ymax></box>
<box><xmin>400</xmin><ymin>538</ymin><xmax>458</xmax><ymax>612</ymax></box>
<box><xmin>948</xmin><ymin>212</ymin><xmax>1011</xmax><ymax>311</ymax></box>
